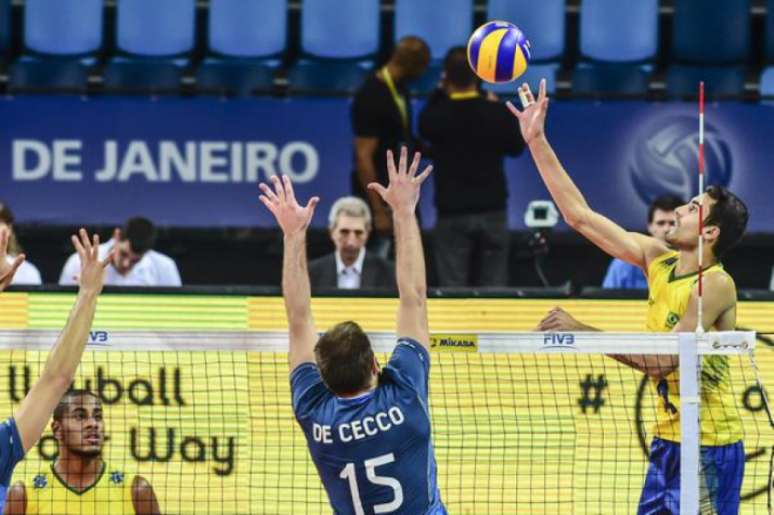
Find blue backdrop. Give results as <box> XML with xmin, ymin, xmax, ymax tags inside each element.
<box><xmin>0</xmin><ymin>96</ymin><xmax>770</xmax><ymax>231</ymax></box>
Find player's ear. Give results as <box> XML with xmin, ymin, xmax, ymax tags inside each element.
<box><xmin>372</xmin><ymin>355</ymin><xmax>380</xmax><ymax>374</ymax></box>
<box><xmin>703</xmin><ymin>224</ymin><xmax>720</xmax><ymax>243</ymax></box>
<box><xmin>51</xmin><ymin>420</ymin><xmax>62</xmax><ymax>439</ymax></box>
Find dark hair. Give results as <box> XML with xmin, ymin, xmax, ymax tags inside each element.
<box><xmin>0</xmin><ymin>201</ymin><xmax>21</xmax><ymax>255</ymax></box>
<box><xmin>647</xmin><ymin>195</ymin><xmax>684</xmax><ymax>223</ymax></box>
<box><xmin>53</xmin><ymin>390</ymin><xmax>101</xmax><ymax>422</ymax></box>
<box><xmin>393</xmin><ymin>36</ymin><xmax>431</xmax><ymax>78</ymax></box>
<box><xmin>443</xmin><ymin>46</ymin><xmax>478</xmax><ymax>89</ymax></box>
<box><xmin>314</xmin><ymin>321</ymin><xmax>374</xmax><ymax>395</ymax></box>
<box><xmin>122</xmin><ymin>217</ymin><xmax>156</xmax><ymax>255</ymax></box>
<box><xmin>704</xmin><ymin>186</ymin><xmax>748</xmax><ymax>259</ymax></box>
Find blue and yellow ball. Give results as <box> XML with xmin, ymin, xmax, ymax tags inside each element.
<box><xmin>467</xmin><ymin>21</ymin><xmax>531</xmax><ymax>84</ymax></box>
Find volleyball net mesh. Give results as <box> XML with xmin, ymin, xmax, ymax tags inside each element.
<box><xmin>1</xmin><ymin>330</ymin><xmax>772</xmax><ymax>514</ymax></box>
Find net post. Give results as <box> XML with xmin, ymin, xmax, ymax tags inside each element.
<box><xmin>679</xmin><ymin>332</ymin><xmax>700</xmax><ymax>514</ymax></box>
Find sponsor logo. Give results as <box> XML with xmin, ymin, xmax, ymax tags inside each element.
<box><xmin>628</xmin><ymin>115</ymin><xmax>732</xmax><ymax>205</ymax></box>
<box><xmin>543</xmin><ymin>333</ymin><xmax>576</xmax><ymax>349</ymax></box>
<box><xmin>429</xmin><ymin>334</ymin><xmax>479</xmax><ymax>352</ymax></box>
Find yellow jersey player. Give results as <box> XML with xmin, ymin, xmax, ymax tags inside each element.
<box><xmin>509</xmin><ymin>80</ymin><xmax>749</xmax><ymax>515</ymax></box>
<box><xmin>5</xmin><ymin>390</ymin><xmax>160</xmax><ymax>515</ymax></box>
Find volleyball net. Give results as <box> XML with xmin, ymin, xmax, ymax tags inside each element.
<box><xmin>1</xmin><ymin>329</ymin><xmax>772</xmax><ymax>514</ymax></box>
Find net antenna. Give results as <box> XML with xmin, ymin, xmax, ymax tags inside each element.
<box><xmin>696</xmin><ymin>81</ymin><xmax>705</xmax><ymax>334</ymax></box>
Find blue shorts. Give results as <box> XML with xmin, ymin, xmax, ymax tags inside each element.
<box><xmin>638</xmin><ymin>437</ymin><xmax>744</xmax><ymax>515</ymax></box>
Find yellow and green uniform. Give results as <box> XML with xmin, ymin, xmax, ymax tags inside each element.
<box><xmin>645</xmin><ymin>250</ymin><xmax>742</xmax><ymax>446</ymax></box>
<box><xmin>22</xmin><ymin>462</ymin><xmax>135</xmax><ymax>514</ymax></box>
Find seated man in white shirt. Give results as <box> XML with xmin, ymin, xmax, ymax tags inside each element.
<box><xmin>0</xmin><ymin>202</ymin><xmax>42</xmax><ymax>286</ymax></box>
<box><xmin>308</xmin><ymin>196</ymin><xmax>395</xmax><ymax>290</ymax></box>
<box><xmin>59</xmin><ymin>217</ymin><xmax>181</xmax><ymax>287</ymax></box>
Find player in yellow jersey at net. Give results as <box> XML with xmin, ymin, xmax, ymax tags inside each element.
<box><xmin>5</xmin><ymin>390</ymin><xmax>160</xmax><ymax>515</ymax></box>
<box><xmin>508</xmin><ymin>80</ymin><xmax>749</xmax><ymax>515</ymax></box>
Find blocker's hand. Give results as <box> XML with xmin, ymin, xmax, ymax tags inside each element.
<box><xmin>0</xmin><ymin>226</ymin><xmax>24</xmax><ymax>291</ymax></box>
<box><xmin>72</xmin><ymin>229</ymin><xmax>113</xmax><ymax>296</ymax></box>
<box><xmin>535</xmin><ymin>306</ymin><xmax>588</xmax><ymax>332</ymax></box>
<box><xmin>367</xmin><ymin>147</ymin><xmax>432</xmax><ymax>216</ymax></box>
<box><xmin>259</xmin><ymin>175</ymin><xmax>320</xmax><ymax>237</ymax></box>
<box><xmin>506</xmin><ymin>78</ymin><xmax>549</xmax><ymax>145</ymax></box>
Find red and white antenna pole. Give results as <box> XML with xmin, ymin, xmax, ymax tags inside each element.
<box><xmin>697</xmin><ymin>82</ymin><xmax>705</xmax><ymax>333</ymax></box>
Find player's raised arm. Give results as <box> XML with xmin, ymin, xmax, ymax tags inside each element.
<box><xmin>0</xmin><ymin>226</ymin><xmax>25</xmax><ymax>291</ymax></box>
<box><xmin>507</xmin><ymin>80</ymin><xmax>667</xmax><ymax>269</ymax></box>
<box><xmin>259</xmin><ymin>176</ymin><xmax>320</xmax><ymax>372</ymax></box>
<box><xmin>13</xmin><ymin>229</ymin><xmax>112</xmax><ymax>453</ymax></box>
<box><xmin>132</xmin><ymin>476</ymin><xmax>161</xmax><ymax>515</ymax></box>
<box><xmin>368</xmin><ymin>147</ymin><xmax>433</xmax><ymax>348</ymax></box>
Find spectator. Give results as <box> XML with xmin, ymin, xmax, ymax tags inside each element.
<box><xmin>418</xmin><ymin>47</ymin><xmax>524</xmax><ymax>287</ymax></box>
<box><xmin>0</xmin><ymin>202</ymin><xmax>42</xmax><ymax>285</ymax></box>
<box><xmin>602</xmin><ymin>195</ymin><xmax>684</xmax><ymax>289</ymax></box>
<box><xmin>351</xmin><ymin>36</ymin><xmax>430</xmax><ymax>256</ymax></box>
<box><xmin>309</xmin><ymin>197</ymin><xmax>394</xmax><ymax>290</ymax></box>
<box><xmin>59</xmin><ymin>217</ymin><xmax>181</xmax><ymax>287</ymax></box>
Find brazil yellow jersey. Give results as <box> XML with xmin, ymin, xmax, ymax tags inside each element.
<box><xmin>22</xmin><ymin>462</ymin><xmax>136</xmax><ymax>514</ymax></box>
<box><xmin>645</xmin><ymin>251</ymin><xmax>742</xmax><ymax>446</ymax></box>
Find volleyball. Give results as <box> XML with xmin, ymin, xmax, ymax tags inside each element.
<box><xmin>467</xmin><ymin>21</ymin><xmax>531</xmax><ymax>83</ymax></box>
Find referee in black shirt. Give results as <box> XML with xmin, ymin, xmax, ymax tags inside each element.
<box><xmin>351</xmin><ymin>36</ymin><xmax>430</xmax><ymax>256</ymax></box>
<box><xmin>419</xmin><ymin>47</ymin><xmax>525</xmax><ymax>287</ymax></box>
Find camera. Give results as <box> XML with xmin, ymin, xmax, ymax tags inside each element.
<box><xmin>524</xmin><ymin>200</ymin><xmax>559</xmax><ymax>229</ymax></box>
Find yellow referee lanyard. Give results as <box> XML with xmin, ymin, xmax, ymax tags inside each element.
<box><xmin>449</xmin><ymin>91</ymin><xmax>480</xmax><ymax>100</ymax></box>
<box><xmin>381</xmin><ymin>67</ymin><xmax>409</xmax><ymax>137</ymax></box>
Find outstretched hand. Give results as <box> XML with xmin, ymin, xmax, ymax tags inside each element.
<box><xmin>0</xmin><ymin>226</ymin><xmax>24</xmax><ymax>291</ymax></box>
<box><xmin>259</xmin><ymin>175</ymin><xmax>320</xmax><ymax>237</ymax></box>
<box><xmin>72</xmin><ymin>228</ymin><xmax>113</xmax><ymax>296</ymax></box>
<box><xmin>506</xmin><ymin>79</ymin><xmax>549</xmax><ymax>145</ymax></box>
<box><xmin>535</xmin><ymin>306</ymin><xmax>588</xmax><ymax>332</ymax></box>
<box><xmin>367</xmin><ymin>147</ymin><xmax>432</xmax><ymax>216</ymax></box>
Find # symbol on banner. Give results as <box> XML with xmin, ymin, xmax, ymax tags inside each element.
<box><xmin>628</xmin><ymin>115</ymin><xmax>733</xmax><ymax>204</ymax></box>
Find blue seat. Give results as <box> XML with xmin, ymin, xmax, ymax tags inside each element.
<box><xmin>760</xmin><ymin>67</ymin><xmax>774</xmax><ymax>97</ymax></box>
<box><xmin>286</xmin><ymin>0</ymin><xmax>379</xmax><ymax>94</ymax></box>
<box><xmin>580</xmin><ymin>0</ymin><xmax>657</xmax><ymax>62</ymax></box>
<box><xmin>301</xmin><ymin>0</ymin><xmax>379</xmax><ymax>58</ymax></box>
<box><xmin>9</xmin><ymin>0</ymin><xmax>102</xmax><ymax>92</ymax></box>
<box><xmin>572</xmin><ymin>63</ymin><xmax>651</xmax><ymax>96</ymax></box>
<box><xmin>482</xmin><ymin>63</ymin><xmax>559</xmax><ymax>96</ymax></box>
<box><xmin>766</xmin><ymin>0</ymin><xmax>774</xmax><ymax>62</ymax></box>
<box><xmin>104</xmin><ymin>0</ymin><xmax>195</xmax><ymax>93</ymax></box>
<box><xmin>196</xmin><ymin>0</ymin><xmax>286</xmax><ymax>96</ymax></box>
<box><xmin>672</xmin><ymin>0</ymin><xmax>750</xmax><ymax>64</ymax></box>
<box><xmin>287</xmin><ymin>60</ymin><xmax>372</xmax><ymax>95</ymax></box>
<box><xmin>487</xmin><ymin>0</ymin><xmax>565</xmax><ymax>62</ymax></box>
<box><xmin>665</xmin><ymin>66</ymin><xmax>745</xmax><ymax>99</ymax></box>
<box><xmin>395</xmin><ymin>0</ymin><xmax>473</xmax><ymax>60</ymax></box>
<box><xmin>0</xmin><ymin>0</ymin><xmax>9</xmax><ymax>56</ymax></box>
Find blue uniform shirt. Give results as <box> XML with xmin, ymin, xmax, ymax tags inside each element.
<box><xmin>602</xmin><ymin>258</ymin><xmax>648</xmax><ymax>289</ymax></box>
<box><xmin>291</xmin><ymin>338</ymin><xmax>446</xmax><ymax>515</ymax></box>
<box><xmin>0</xmin><ymin>418</ymin><xmax>26</xmax><ymax>508</ymax></box>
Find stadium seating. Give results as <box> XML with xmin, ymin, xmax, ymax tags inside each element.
<box><xmin>288</xmin><ymin>0</ymin><xmax>379</xmax><ymax>94</ymax></box>
<box><xmin>482</xmin><ymin>0</ymin><xmax>565</xmax><ymax>95</ymax></box>
<box><xmin>760</xmin><ymin>0</ymin><xmax>774</xmax><ymax>97</ymax></box>
<box><xmin>197</xmin><ymin>0</ymin><xmax>287</xmax><ymax>96</ymax></box>
<box><xmin>103</xmin><ymin>0</ymin><xmax>195</xmax><ymax>94</ymax></box>
<box><xmin>0</xmin><ymin>0</ymin><xmax>11</xmax><ymax>57</ymax></box>
<box><xmin>666</xmin><ymin>0</ymin><xmax>750</xmax><ymax>98</ymax></box>
<box><xmin>394</xmin><ymin>0</ymin><xmax>474</xmax><ymax>95</ymax></box>
<box><xmin>572</xmin><ymin>0</ymin><xmax>658</xmax><ymax>97</ymax></box>
<box><xmin>9</xmin><ymin>0</ymin><xmax>102</xmax><ymax>92</ymax></box>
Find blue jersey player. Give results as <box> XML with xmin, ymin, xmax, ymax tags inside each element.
<box><xmin>0</xmin><ymin>227</ymin><xmax>112</xmax><ymax>508</ymax></box>
<box><xmin>259</xmin><ymin>147</ymin><xmax>446</xmax><ymax>514</ymax></box>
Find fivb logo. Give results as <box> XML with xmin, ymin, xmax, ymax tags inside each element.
<box><xmin>628</xmin><ymin>115</ymin><xmax>732</xmax><ymax>205</ymax></box>
<box><xmin>88</xmin><ymin>330</ymin><xmax>109</xmax><ymax>346</ymax></box>
<box><xmin>543</xmin><ymin>333</ymin><xmax>576</xmax><ymax>349</ymax></box>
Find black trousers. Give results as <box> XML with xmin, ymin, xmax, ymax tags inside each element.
<box><xmin>433</xmin><ymin>210</ymin><xmax>509</xmax><ymax>287</ymax></box>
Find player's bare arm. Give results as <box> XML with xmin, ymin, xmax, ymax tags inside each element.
<box><xmin>13</xmin><ymin>229</ymin><xmax>112</xmax><ymax>452</ymax></box>
<box><xmin>4</xmin><ymin>482</ymin><xmax>26</xmax><ymax>514</ymax></box>
<box><xmin>0</xmin><ymin>226</ymin><xmax>25</xmax><ymax>291</ymax></box>
<box><xmin>507</xmin><ymin>80</ymin><xmax>669</xmax><ymax>270</ymax></box>
<box><xmin>132</xmin><ymin>475</ymin><xmax>161</xmax><ymax>515</ymax></box>
<box><xmin>368</xmin><ymin>147</ymin><xmax>433</xmax><ymax>348</ymax></box>
<box><xmin>259</xmin><ymin>175</ymin><xmax>320</xmax><ymax>372</ymax></box>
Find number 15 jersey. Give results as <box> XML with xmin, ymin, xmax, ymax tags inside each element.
<box><xmin>291</xmin><ymin>338</ymin><xmax>446</xmax><ymax>515</ymax></box>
